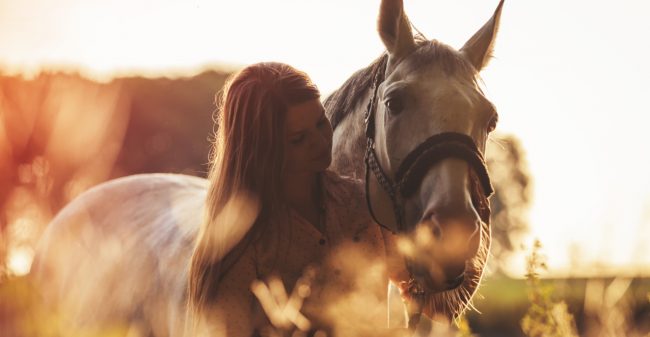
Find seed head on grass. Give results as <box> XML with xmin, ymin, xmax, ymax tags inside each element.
<box><xmin>520</xmin><ymin>239</ymin><xmax>578</xmax><ymax>337</ymax></box>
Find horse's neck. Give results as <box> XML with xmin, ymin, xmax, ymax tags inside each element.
<box><xmin>330</xmin><ymin>90</ymin><xmax>372</xmax><ymax>180</ymax></box>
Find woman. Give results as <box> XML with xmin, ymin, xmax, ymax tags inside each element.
<box><xmin>186</xmin><ymin>62</ymin><xmax>407</xmax><ymax>336</ymax></box>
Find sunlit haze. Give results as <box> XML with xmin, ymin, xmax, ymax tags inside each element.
<box><xmin>2</xmin><ymin>0</ymin><xmax>649</xmax><ymax>277</ymax></box>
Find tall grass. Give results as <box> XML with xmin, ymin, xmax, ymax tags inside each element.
<box><xmin>520</xmin><ymin>240</ymin><xmax>579</xmax><ymax>337</ymax></box>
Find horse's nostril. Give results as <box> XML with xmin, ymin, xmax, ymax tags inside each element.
<box><xmin>445</xmin><ymin>263</ymin><xmax>466</xmax><ymax>281</ymax></box>
<box><xmin>446</xmin><ymin>272</ymin><xmax>465</xmax><ymax>289</ymax></box>
<box><xmin>421</xmin><ymin>212</ymin><xmax>443</xmax><ymax>239</ymax></box>
<box><xmin>431</xmin><ymin>224</ymin><xmax>442</xmax><ymax>239</ymax></box>
<box><xmin>424</xmin><ymin>206</ymin><xmax>479</xmax><ymax>232</ymax></box>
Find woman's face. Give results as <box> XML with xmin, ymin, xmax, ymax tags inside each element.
<box><xmin>284</xmin><ymin>98</ymin><xmax>333</xmax><ymax>175</ymax></box>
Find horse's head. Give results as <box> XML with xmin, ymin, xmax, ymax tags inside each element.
<box><xmin>367</xmin><ymin>0</ymin><xmax>503</xmax><ymax>305</ymax></box>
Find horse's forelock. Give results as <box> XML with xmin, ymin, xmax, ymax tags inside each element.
<box><xmin>407</xmin><ymin>40</ymin><xmax>479</xmax><ymax>84</ymax></box>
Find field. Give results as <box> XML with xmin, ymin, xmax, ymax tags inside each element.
<box><xmin>1</xmin><ymin>71</ymin><xmax>648</xmax><ymax>337</ymax></box>
<box><xmin>1</xmin><ymin>272</ymin><xmax>648</xmax><ymax>336</ymax></box>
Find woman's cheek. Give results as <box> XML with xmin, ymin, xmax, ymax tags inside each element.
<box><xmin>284</xmin><ymin>145</ymin><xmax>307</xmax><ymax>172</ymax></box>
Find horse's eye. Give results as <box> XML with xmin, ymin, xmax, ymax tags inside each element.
<box><xmin>385</xmin><ymin>96</ymin><xmax>404</xmax><ymax>115</ymax></box>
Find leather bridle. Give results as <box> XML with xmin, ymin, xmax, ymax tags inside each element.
<box><xmin>363</xmin><ymin>59</ymin><xmax>494</xmax><ymax>234</ymax></box>
<box><xmin>362</xmin><ymin>58</ymin><xmax>495</xmax><ymax>330</ymax></box>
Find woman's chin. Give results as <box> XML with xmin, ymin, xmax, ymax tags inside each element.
<box><xmin>315</xmin><ymin>154</ymin><xmax>332</xmax><ymax>171</ymax></box>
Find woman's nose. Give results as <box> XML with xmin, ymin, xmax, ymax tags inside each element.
<box><xmin>311</xmin><ymin>129</ymin><xmax>330</xmax><ymax>151</ymax></box>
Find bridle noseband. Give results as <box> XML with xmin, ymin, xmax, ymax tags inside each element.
<box><xmin>363</xmin><ymin>59</ymin><xmax>494</xmax><ymax>234</ymax></box>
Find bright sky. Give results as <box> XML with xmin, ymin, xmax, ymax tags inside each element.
<box><xmin>1</xmin><ymin>0</ymin><xmax>649</xmax><ymax>277</ymax></box>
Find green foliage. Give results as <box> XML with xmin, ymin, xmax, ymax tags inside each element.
<box><xmin>520</xmin><ymin>240</ymin><xmax>578</xmax><ymax>337</ymax></box>
<box><xmin>454</xmin><ymin>314</ymin><xmax>474</xmax><ymax>337</ymax></box>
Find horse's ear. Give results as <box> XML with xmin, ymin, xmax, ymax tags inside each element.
<box><xmin>460</xmin><ymin>0</ymin><xmax>504</xmax><ymax>71</ymax></box>
<box><xmin>378</xmin><ymin>0</ymin><xmax>416</xmax><ymax>59</ymax></box>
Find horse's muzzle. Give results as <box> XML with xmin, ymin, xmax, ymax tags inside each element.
<box><xmin>405</xmin><ymin>214</ymin><xmax>480</xmax><ymax>292</ymax></box>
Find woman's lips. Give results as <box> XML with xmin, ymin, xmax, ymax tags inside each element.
<box><xmin>312</xmin><ymin>149</ymin><xmax>331</xmax><ymax>161</ymax></box>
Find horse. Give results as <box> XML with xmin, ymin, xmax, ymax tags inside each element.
<box><xmin>30</xmin><ymin>0</ymin><xmax>503</xmax><ymax>335</ymax></box>
<box><xmin>324</xmin><ymin>0</ymin><xmax>502</xmax><ymax>325</ymax></box>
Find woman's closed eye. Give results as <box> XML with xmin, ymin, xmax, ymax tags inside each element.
<box><xmin>290</xmin><ymin>115</ymin><xmax>328</xmax><ymax>145</ymax></box>
<box><xmin>290</xmin><ymin>134</ymin><xmax>305</xmax><ymax>145</ymax></box>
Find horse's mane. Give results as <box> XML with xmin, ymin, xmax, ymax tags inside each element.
<box><xmin>324</xmin><ymin>54</ymin><xmax>388</xmax><ymax>131</ymax></box>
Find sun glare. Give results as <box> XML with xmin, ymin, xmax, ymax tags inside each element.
<box><xmin>7</xmin><ymin>246</ymin><xmax>34</xmax><ymax>277</ymax></box>
<box><xmin>1</xmin><ymin>0</ymin><xmax>650</xmax><ymax>278</ymax></box>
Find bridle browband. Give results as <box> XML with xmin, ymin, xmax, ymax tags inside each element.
<box><xmin>362</xmin><ymin>58</ymin><xmax>494</xmax><ymax>234</ymax></box>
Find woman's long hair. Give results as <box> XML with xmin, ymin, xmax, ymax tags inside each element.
<box><xmin>187</xmin><ymin>62</ymin><xmax>320</xmax><ymax>327</ymax></box>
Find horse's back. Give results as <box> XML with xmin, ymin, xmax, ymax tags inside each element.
<box><xmin>31</xmin><ymin>173</ymin><xmax>208</xmax><ymax>336</ymax></box>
